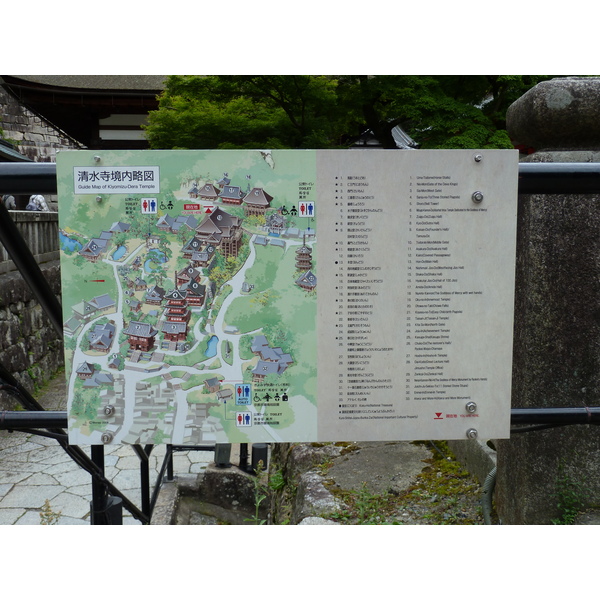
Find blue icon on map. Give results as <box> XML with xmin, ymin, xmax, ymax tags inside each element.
<box><xmin>236</xmin><ymin>384</ymin><xmax>251</xmax><ymax>405</ymax></box>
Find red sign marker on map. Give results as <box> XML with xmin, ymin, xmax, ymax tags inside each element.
<box><xmin>434</xmin><ymin>413</ymin><xmax>443</xmax><ymax>420</ymax></box>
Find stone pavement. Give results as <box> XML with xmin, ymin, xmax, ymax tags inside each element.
<box><xmin>0</xmin><ymin>374</ymin><xmax>214</xmax><ymax>525</ymax></box>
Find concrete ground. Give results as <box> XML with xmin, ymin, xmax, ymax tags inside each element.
<box><xmin>0</xmin><ymin>374</ymin><xmax>213</xmax><ymax>525</ymax></box>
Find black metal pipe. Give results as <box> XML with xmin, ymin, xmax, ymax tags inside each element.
<box><xmin>0</xmin><ymin>162</ymin><xmax>58</xmax><ymax>195</ymax></box>
<box><xmin>8</xmin><ymin>429</ymin><xmax>68</xmax><ymax>442</ymax></box>
<box><xmin>517</xmin><ymin>162</ymin><xmax>600</xmax><ymax>194</ymax></box>
<box><xmin>4</xmin><ymin>161</ymin><xmax>600</xmax><ymax>198</ymax></box>
<box><xmin>239</xmin><ymin>443</ymin><xmax>248</xmax><ymax>471</ymax></box>
<box><xmin>0</xmin><ymin>410</ymin><xmax>67</xmax><ymax>429</ymax></box>
<box><xmin>166</xmin><ymin>443</ymin><xmax>174</xmax><ymax>481</ymax></box>
<box><xmin>0</xmin><ymin>366</ymin><xmax>49</xmax><ymax>411</ymax></box>
<box><xmin>510</xmin><ymin>407</ymin><xmax>600</xmax><ymax>425</ymax></box>
<box><xmin>2</xmin><ymin>407</ymin><xmax>600</xmax><ymax>430</ymax></box>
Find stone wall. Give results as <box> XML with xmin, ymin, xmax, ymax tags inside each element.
<box><xmin>0</xmin><ymin>86</ymin><xmax>83</xmax><ymax>209</ymax></box>
<box><xmin>0</xmin><ymin>212</ymin><xmax>64</xmax><ymax>408</ymax></box>
<box><xmin>0</xmin><ymin>88</ymin><xmax>74</xmax><ymax>405</ymax></box>
<box><xmin>496</xmin><ymin>77</ymin><xmax>600</xmax><ymax>524</ymax></box>
<box><xmin>0</xmin><ymin>260</ymin><xmax>64</xmax><ymax>409</ymax></box>
<box><xmin>0</xmin><ymin>87</ymin><xmax>83</xmax><ymax>162</ymax></box>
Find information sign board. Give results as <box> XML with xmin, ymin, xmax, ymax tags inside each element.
<box><xmin>56</xmin><ymin>149</ymin><xmax>518</xmax><ymax>444</ymax></box>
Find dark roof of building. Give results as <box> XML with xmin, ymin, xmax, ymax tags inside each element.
<box><xmin>0</xmin><ymin>138</ymin><xmax>31</xmax><ymax>162</ymax></box>
<box><xmin>0</xmin><ymin>76</ymin><xmax>167</xmax><ymax>150</ymax></box>
<box><xmin>124</xmin><ymin>321</ymin><xmax>157</xmax><ymax>337</ymax></box>
<box><xmin>3</xmin><ymin>76</ymin><xmax>167</xmax><ymax>91</ymax></box>
<box><xmin>243</xmin><ymin>187</ymin><xmax>273</xmax><ymax>206</ymax></box>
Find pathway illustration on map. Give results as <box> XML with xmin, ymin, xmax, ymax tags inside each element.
<box><xmin>57</xmin><ymin>149</ymin><xmax>318</xmax><ymax>445</ymax></box>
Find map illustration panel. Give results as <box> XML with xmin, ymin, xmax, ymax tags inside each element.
<box><xmin>58</xmin><ymin>149</ymin><xmax>518</xmax><ymax>445</ymax></box>
<box><xmin>58</xmin><ymin>149</ymin><xmax>318</xmax><ymax>445</ymax></box>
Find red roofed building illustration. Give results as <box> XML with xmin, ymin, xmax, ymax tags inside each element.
<box><xmin>295</xmin><ymin>235</ymin><xmax>313</xmax><ymax>270</ymax></box>
<box><xmin>162</xmin><ymin>288</ymin><xmax>191</xmax><ymax>324</ymax></box>
<box><xmin>160</xmin><ymin>285</ymin><xmax>191</xmax><ymax>344</ymax></box>
<box><xmin>218</xmin><ymin>185</ymin><xmax>244</xmax><ymax>205</ymax></box>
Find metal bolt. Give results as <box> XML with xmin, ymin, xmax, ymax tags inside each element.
<box><xmin>466</xmin><ymin>402</ymin><xmax>477</xmax><ymax>413</ymax></box>
<box><xmin>93</xmin><ymin>155</ymin><xmax>101</xmax><ymax>163</ymax></box>
<box><xmin>472</xmin><ymin>191</ymin><xmax>484</xmax><ymax>203</ymax></box>
<box><xmin>474</xmin><ymin>154</ymin><xmax>483</xmax><ymax>162</ymax></box>
<box><xmin>466</xmin><ymin>428</ymin><xmax>478</xmax><ymax>439</ymax></box>
<box><xmin>96</xmin><ymin>195</ymin><xmax>102</xmax><ymax>203</ymax></box>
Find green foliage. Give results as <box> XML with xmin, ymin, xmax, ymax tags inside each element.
<box><xmin>330</xmin><ymin>483</ymin><xmax>398</xmax><ymax>525</ymax></box>
<box><xmin>238</xmin><ymin>334</ymin><xmax>254</xmax><ymax>360</ymax></box>
<box><xmin>551</xmin><ymin>464</ymin><xmax>587</xmax><ymax>525</ymax></box>
<box><xmin>245</xmin><ymin>460</ymin><xmax>268</xmax><ymax>525</ymax></box>
<box><xmin>268</xmin><ymin>469</ymin><xmax>286</xmax><ymax>492</ymax></box>
<box><xmin>145</xmin><ymin>75</ymin><xmax>554</xmax><ymax>151</ymax></box>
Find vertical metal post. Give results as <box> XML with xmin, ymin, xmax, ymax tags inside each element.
<box><xmin>90</xmin><ymin>445</ymin><xmax>123</xmax><ymax>525</ymax></box>
<box><xmin>251</xmin><ymin>443</ymin><xmax>268</xmax><ymax>474</ymax></box>
<box><xmin>133</xmin><ymin>444</ymin><xmax>151</xmax><ymax>519</ymax></box>
<box><xmin>166</xmin><ymin>444</ymin><xmax>174</xmax><ymax>481</ymax></box>
<box><xmin>239</xmin><ymin>443</ymin><xmax>248</xmax><ymax>471</ymax></box>
<box><xmin>90</xmin><ymin>445</ymin><xmax>109</xmax><ymax>525</ymax></box>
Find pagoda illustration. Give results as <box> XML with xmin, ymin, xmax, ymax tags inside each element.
<box><xmin>160</xmin><ymin>276</ymin><xmax>192</xmax><ymax>346</ymax></box>
<box><xmin>295</xmin><ymin>235</ymin><xmax>313</xmax><ymax>270</ymax></box>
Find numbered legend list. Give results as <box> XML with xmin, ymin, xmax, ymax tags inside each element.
<box><xmin>317</xmin><ymin>150</ymin><xmax>517</xmax><ymax>441</ymax></box>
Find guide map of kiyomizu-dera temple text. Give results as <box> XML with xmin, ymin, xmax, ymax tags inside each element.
<box><xmin>57</xmin><ymin>149</ymin><xmax>518</xmax><ymax>445</ymax></box>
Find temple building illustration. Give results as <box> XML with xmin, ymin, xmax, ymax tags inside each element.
<box><xmin>242</xmin><ymin>187</ymin><xmax>273</xmax><ymax>217</ymax></box>
<box><xmin>218</xmin><ymin>185</ymin><xmax>244</xmax><ymax>205</ymax></box>
<box><xmin>194</xmin><ymin>207</ymin><xmax>243</xmax><ymax>259</ymax></box>
<box><xmin>295</xmin><ymin>270</ymin><xmax>317</xmax><ymax>291</ymax></box>
<box><xmin>199</xmin><ymin>183</ymin><xmax>220</xmax><ymax>201</ymax></box>
<box><xmin>123</xmin><ymin>321</ymin><xmax>157</xmax><ymax>352</ymax></box>
<box><xmin>250</xmin><ymin>335</ymin><xmax>294</xmax><ymax>382</ymax></box>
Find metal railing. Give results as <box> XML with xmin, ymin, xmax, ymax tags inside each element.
<box><xmin>2</xmin><ymin>160</ymin><xmax>600</xmax><ymax>524</ymax></box>
<box><xmin>0</xmin><ymin>211</ymin><xmax>59</xmax><ymax>274</ymax></box>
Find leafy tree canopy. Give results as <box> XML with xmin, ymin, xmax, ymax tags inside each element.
<box><xmin>144</xmin><ymin>75</ymin><xmax>555</xmax><ymax>150</ymax></box>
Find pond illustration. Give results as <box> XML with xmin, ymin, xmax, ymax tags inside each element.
<box><xmin>205</xmin><ymin>335</ymin><xmax>218</xmax><ymax>358</ymax></box>
<box><xmin>59</xmin><ymin>232</ymin><xmax>82</xmax><ymax>253</ymax></box>
<box><xmin>112</xmin><ymin>245</ymin><xmax>127</xmax><ymax>260</ymax></box>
